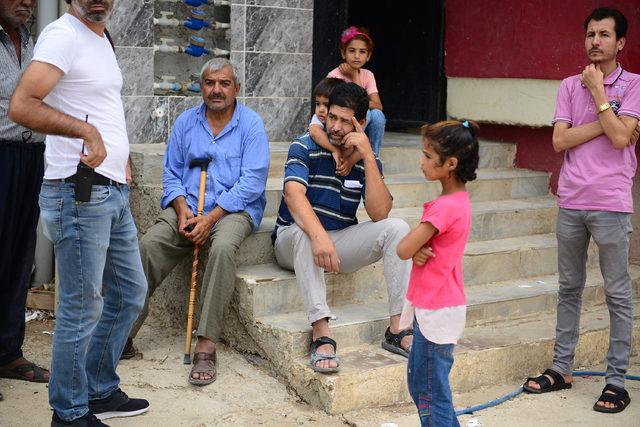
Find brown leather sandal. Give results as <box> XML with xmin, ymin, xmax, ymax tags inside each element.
<box><xmin>0</xmin><ymin>360</ymin><xmax>49</xmax><ymax>383</ymax></box>
<box><xmin>188</xmin><ymin>351</ymin><xmax>217</xmax><ymax>386</ymax></box>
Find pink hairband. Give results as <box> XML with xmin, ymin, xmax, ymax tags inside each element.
<box><xmin>341</xmin><ymin>26</ymin><xmax>371</xmax><ymax>45</ymax></box>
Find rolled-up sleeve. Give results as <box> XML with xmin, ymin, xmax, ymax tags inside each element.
<box><xmin>216</xmin><ymin>121</ymin><xmax>270</xmax><ymax>212</ymax></box>
<box><xmin>161</xmin><ymin>118</ymin><xmax>187</xmax><ymax>209</ymax></box>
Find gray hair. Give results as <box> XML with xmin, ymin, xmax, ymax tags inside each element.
<box><xmin>199</xmin><ymin>59</ymin><xmax>239</xmax><ymax>85</ymax></box>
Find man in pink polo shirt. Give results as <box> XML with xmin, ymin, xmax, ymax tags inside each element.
<box><xmin>523</xmin><ymin>7</ymin><xmax>640</xmax><ymax>413</ymax></box>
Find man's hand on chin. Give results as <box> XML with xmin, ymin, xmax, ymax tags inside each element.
<box><xmin>343</xmin><ymin>117</ymin><xmax>374</xmax><ymax>160</ymax></box>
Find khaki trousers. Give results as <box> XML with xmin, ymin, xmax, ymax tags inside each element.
<box><xmin>130</xmin><ymin>208</ymin><xmax>253</xmax><ymax>341</ymax></box>
<box><xmin>274</xmin><ymin>218</ymin><xmax>411</xmax><ymax>324</ymax></box>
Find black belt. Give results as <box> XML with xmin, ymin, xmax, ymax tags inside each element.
<box><xmin>48</xmin><ymin>172</ymin><xmax>123</xmax><ymax>187</ymax></box>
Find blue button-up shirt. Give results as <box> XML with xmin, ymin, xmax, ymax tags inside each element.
<box><xmin>161</xmin><ymin>102</ymin><xmax>270</xmax><ymax>230</ymax></box>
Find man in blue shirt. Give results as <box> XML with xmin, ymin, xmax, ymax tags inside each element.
<box><xmin>127</xmin><ymin>59</ymin><xmax>269</xmax><ymax>386</ymax></box>
<box><xmin>273</xmin><ymin>83</ymin><xmax>412</xmax><ymax>373</ymax></box>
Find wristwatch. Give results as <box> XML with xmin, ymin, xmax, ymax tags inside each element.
<box><xmin>597</xmin><ymin>102</ymin><xmax>612</xmax><ymax>114</ymax></box>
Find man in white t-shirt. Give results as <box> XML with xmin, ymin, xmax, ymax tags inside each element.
<box><xmin>9</xmin><ymin>1</ymin><xmax>149</xmax><ymax>425</ymax></box>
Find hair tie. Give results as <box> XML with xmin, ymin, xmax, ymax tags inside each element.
<box><xmin>341</xmin><ymin>26</ymin><xmax>371</xmax><ymax>45</ymax></box>
<box><xmin>462</xmin><ymin>120</ymin><xmax>470</xmax><ymax>128</ymax></box>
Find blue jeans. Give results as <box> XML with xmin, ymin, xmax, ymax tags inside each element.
<box><xmin>364</xmin><ymin>108</ymin><xmax>385</xmax><ymax>157</ymax></box>
<box><xmin>39</xmin><ymin>181</ymin><xmax>147</xmax><ymax>422</ymax></box>
<box><xmin>407</xmin><ymin>318</ymin><xmax>459</xmax><ymax>427</ymax></box>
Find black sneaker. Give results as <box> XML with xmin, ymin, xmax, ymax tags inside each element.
<box><xmin>51</xmin><ymin>411</ymin><xmax>109</xmax><ymax>426</ymax></box>
<box><xmin>89</xmin><ymin>388</ymin><xmax>149</xmax><ymax>420</ymax></box>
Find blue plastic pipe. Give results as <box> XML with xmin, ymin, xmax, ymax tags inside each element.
<box><xmin>454</xmin><ymin>371</ymin><xmax>640</xmax><ymax>417</ymax></box>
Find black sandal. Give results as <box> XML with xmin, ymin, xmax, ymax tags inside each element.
<box><xmin>523</xmin><ymin>368</ymin><xmax>572</xmax><ymax>394</ymax></box>
<box><xmin>593</xmin><ymin>384</ymin><xmax>631</xmax><ymax>413</ymax></box>
<box><xmin>381</xmin><ymin>327</ymin><xmax>413</xmax><ymax>358</ymax></box>
<box><xmin>310</xmin><ymin>336</ymin><xmax>340</xmax><ymax>373</ymax></box>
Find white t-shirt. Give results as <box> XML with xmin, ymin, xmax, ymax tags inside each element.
<box><xmin>33</xmin><ymin>13</ymin><xmax>129</xmax><ymax>183</ymax></box>
<box><xmin>308</xmin><ymin>113</ymin><xmax>324</xmax><ymax>129</ymax></box>
<box><xmin>399</xmin><ymin>298</ymin><xmax>466</xmax><ymax>345</ymax></box>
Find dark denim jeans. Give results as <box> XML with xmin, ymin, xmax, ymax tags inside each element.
<box><xmin>39</xmin><ymin>181</ymin><xmax>147</xmax><ymax>422</ymax></box>
<box><xmin>407</xmin><ymin>318</ymin><xmax>459</xmax><ymax>427</ymax></box>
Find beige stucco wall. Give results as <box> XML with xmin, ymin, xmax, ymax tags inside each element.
<box><xmin>447</xmin><ymin>77</ymin><xmax>561</xmax><ymax>127</ymax></box>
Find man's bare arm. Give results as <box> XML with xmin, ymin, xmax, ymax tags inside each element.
<box><xmin>9</xmin><ymin>61</ymin><xmax>106</xmax><ymax>168</ymax></box>
<box><xmin>552</xmin><ymin>121</ymin><xmax>603</xmax><ymax>152</ymax></box>
<box><xmin>284</xmin><ymin>181</ymin><xmax>340</xmax><ymax>272</ymax></box>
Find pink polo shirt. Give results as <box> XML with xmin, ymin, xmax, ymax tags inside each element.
<box><xmin>327</xmin><ymin>67</ymin><xmax>378</xmax><ymax>95</ymax></box>
<box><xmin>554</xmin><ymin>66</ymin><xmax>640</xmax><ymax>213</ymax></box>
<box><xmin>405</xmin><ymin>192</ymin><xmax>471</xmax><ymax>309</ymax></box>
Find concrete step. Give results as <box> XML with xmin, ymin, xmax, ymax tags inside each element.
<box><xmin>278</xmin><ymin>303</ymin><xmax>640</xmax><ymax>413</ymax></box>
<box><xmin>131</xmin><ymin>168</ymin><xmax>550</xmax><ymax>230</ymax></box>
<box><xmin>269</xmin><ymin>134</ymin><xmax>516</xmax><ymax>178</ymax></box>
<box><xmin>464</xmin><ymin>233</ymin><xmax>598</xmax><ymax>286</ymax></box>
<box><xmin>241</xmin><ymin>265</ymin><xmax>635</xmax><ymax>364</ymax></box>
<box><xmin>237</xmin><ymin>253</ymin><xmax>626</xmax><ymax>323</ymax></box>
<box><xmin>263</xmin><ymin>168</ymin><xmax>549</xmax><ymax>217</ymax></box>
<box><xmin>129</xmin><ymin>134</ymin><xmax>516</xmax><ymax>184</ymax></box>
<box><xmin>375</xmin><ymin>196</ymin><xmax>558</xmax><ymax>242</ymax></box>
<box><xmin>234</xmin><ymin>230</ymin><xmax>587</xmax><ymax>318</ymax></box>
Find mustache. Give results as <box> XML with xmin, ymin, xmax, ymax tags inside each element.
<box><xmin>208</xmin><ymin>93</ymin><xmax>225</xmax><ymax>99</ymax></box>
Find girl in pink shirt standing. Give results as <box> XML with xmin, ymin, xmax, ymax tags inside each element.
<box><xmin>397</xmin><ymin>120</ymin><xmax>480</xmax><ymax>426</ymax></box>
<box><xmin>327</xmin><ymin>26</ymin><xmax>385</xmax><ymax>161</ymax></box>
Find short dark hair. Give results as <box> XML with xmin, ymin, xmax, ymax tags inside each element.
<box><xmin>583</xmin><ymin>7</ymin><xmax>628</xmax><ymax>39</ymax></box>
<box><xmin>422</xmin><ymin>120</ymin><xmax>480</xmax><ymax>183</ymax></box>
<box><xmin>65</xmin><ymin>0</ymin><xmax>71</xmax><ymax>3</ymax></box>
<box><xmin>312</xmin><ymin>77</ymin><xmax>343</xmax><ymax>99</ymax></box>
<box><xmin>328</xmin><ymin>82</ymin><xmax>369</xmax><ymax>122</ymax></box>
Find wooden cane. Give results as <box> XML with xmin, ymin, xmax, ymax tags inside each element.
<box><xmin>184</xmin><ymin>157</ymin><xmax>211</xmax><ymax>365</ymax></box>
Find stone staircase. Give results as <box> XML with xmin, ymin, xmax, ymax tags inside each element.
<box><xmin>129</xmin><ymin>132</ymin><xmax>640</xmax><ymax>414</ymax></box>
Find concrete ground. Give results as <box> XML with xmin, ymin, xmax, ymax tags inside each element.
<box><xmin>2</xmin><ymin>319</ymin><xmax>639</xmax><ymax>427</ymax></box>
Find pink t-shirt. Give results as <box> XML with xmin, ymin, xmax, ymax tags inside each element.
<box><xmin>405</xmin><ymin>192</ymin><xmax>471</xmax><ymax>309</ymax></box>
<box><xmin>554</xmin><ymin>66</ymin><xmax>640</xmax><ymax>213</ymax></box>
<box><xmin>327</xmin><ymin>67</ymin><xmax>378</xmax><ymax>95</ymax></box>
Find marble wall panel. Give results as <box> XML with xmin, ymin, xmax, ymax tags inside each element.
<box><xmin>245</xmin><ymin>6</ymin><xmax>312</xmax><ymax>53</ymax></box>
<box><xmin>230</xmin><ymin>51</ymin><xmax>245</xmax><ymax>96</ymax></box>
<box><xmin>230</xmin><ymin>4</ymin><xmax>245</xmax><ymax>52</ymax></box>
<box><xmin>245</xmin><ymin>52</ymin><xmax>311</xmax><ymax>97</ymax></box>
<box><xmin>108</xmin><ymin>0</ymin><xmax>153</xmax><ymax>47</ymax></box>
<box><xmin>123</xmin><ymin>96</ymin><xmax>168</xmax><ymax>144</ymax></box>
<box><xmin>244</xmin><ymin>97</ymin><xmax>309</xmax><ymax>142</ymax></box>
<box><xmin>168</xmin><ymin>96</ymin><xmax>204</xmax><ymax>134</ymax></box>
<box><xmin>247</xmin><ymin>0</ymin><xmax>313</xmax><ymax>8</ymax></box>
<box><xmin>117</xmin><ymin>47</ymin><xmax>154</xmax><ymax>96</ymax></box>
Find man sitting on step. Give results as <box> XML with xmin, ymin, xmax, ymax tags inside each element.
<box><xmin>272</xmin><ymin>82</ymin><xmax>413</xmax><ymax>373</ymax></box>
<box><xmin>125</xmin><ymin>59</ymin><xmax>270</xmax><ymax>386</ymax></box>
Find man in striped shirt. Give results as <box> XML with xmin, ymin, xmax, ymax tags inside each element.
<box><xmin>0</xmin><ymin>0</ymin><xmax>50</xmax><ymax>388</ymax></box>
<box><xmin>273</xmin><ymin>82</ymin><xmax>412</xmax><ymax>373</ymax></box>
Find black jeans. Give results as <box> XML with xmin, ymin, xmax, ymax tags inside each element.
<box><xmin>0</xmin><ymin>141</ymin><xmax>45</xmax><ymax>365</ymax></box>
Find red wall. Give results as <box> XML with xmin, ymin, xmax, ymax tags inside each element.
<box><xmin>446</xmin><ymin>1</ymin><xmax>640</xmax><ymax>194</ymax></box>
<box><xmin>445</xmin><ymin>0</ymin><xmax>640</xmax><ymax>79</ymax></box>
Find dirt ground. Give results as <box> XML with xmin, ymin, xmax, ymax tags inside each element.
<box><xmin>2</xmin><ymin>319</ymin><xmax>640</xmax><ymax>427</ymax></box>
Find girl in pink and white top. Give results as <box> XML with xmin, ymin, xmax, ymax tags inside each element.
<box><xmin>396</xmin><ymin>120</ymin><xmax>480</xmax><ymax>427</ymax></box>
<box><xmin>326</xmin><ymin>26</ymin><xmax>385</xmax><ymax>160</ymax></box>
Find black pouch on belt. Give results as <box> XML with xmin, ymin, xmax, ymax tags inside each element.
<box><xmin>74</xmin><ymin>161</ymin><xmax>94</xmax><ymax>202</ymax></box>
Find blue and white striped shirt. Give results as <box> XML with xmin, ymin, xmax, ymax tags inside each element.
<box><xmin>273</xmin><ymin>134</ymin><xmax>383</xmax><ymax>239</ymax></box>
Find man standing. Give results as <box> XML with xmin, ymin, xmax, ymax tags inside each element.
<box><xmin>0</xmin><ymin>0</ymin><xmax>50</xmax><ymax>389</ymax></box>
<box><xmin>127</xmin><ymin>59</ymin><xmax>269</xmax><ymax>386</ymax></box>
<box><xmin>273</xmin><ymin>82</ymin><xmax>412</xmax><ymax>373</ymax></box>
<box><xmin>9</xmin><ymin>1</ymin><xmax>149</xmax><ymax>425</ymax></box>
<box><xmin>523</xmin><ymin>7</ymin><xmax>640</xmax><ymax>414</ymax></box>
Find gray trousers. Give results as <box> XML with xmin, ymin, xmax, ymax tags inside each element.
<box><xmin>274</xmin><ymin>218</ymin><xmax>412</xmax><ymax>324</ymax></box>
<box><xmin>129</xmin><ymin>208</ymin><xmax>253</xmax><ymax>341</ymax></box>
<box><xmin>552</xmin><ymin>208</ymin><xmax>634</xmax><ymax>387</ymax></box>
